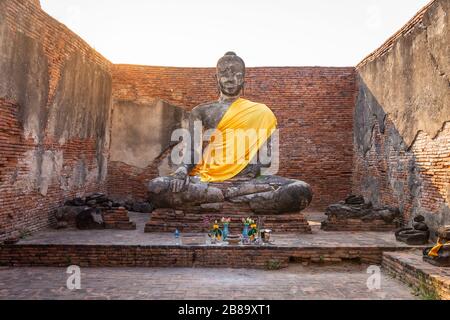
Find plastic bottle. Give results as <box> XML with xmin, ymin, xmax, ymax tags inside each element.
<box><xmin>174</xmin><ymin>229</ymin><xmax>180</xmax><ymax>245</ymax></box>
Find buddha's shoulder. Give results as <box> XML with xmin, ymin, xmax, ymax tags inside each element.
<box><xmin>247</xmin><ymin>100</ymin><xmax>273</xmax><ymax>113</ymax></box>
<box><xmin>242</xmin><ymin>98</ymin><xmax>269</xmax><ymax>108</ymax></box>
<box><xmin>247</xmin><ymin>100</ymin><xmax>277</xmax><ymax>121</ymax></box>
<box><xmin>191</xmin><ymin>101</ymin><xmax>221</xmax><ymax>114</ymax></box>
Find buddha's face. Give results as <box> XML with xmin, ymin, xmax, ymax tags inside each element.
<box><xmin>217</xmin><ymin>58</ymin><xmax>245</xmax><ymax>97</ymax></box>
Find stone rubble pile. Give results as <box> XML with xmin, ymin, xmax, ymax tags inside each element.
<box><xmin>55</xmin><ymin>193</ymin><xmax>151</xmax><ymax>230</ymax></box>
<box><xmin>321</xmin><ymin>195</ymin><xmax>402</xmax><ymax>231</ymax></box>
<box><xmin>395</xmin><ymin>215</ymin><xmax>430</xmax><ymax>245</ymax></box>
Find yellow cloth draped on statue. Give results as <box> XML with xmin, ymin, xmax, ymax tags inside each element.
<box><xmin>190</xmin><ymin>98</ymin><xmax>277</xmax><ymax>182</ymax></box>
<box><xmin>428</xmin><ymin>238</ymin><xmax>450</xmax><ymax>257</ymax></box>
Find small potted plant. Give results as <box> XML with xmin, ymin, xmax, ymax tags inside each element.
<box><xmin>221</xmin><ymin>217</ymin><xmax>231</xmax><ymax>240</ymax></box>
<box><xmin>248</xmin><ymin>222</ymin><xmax>258</xmax><ymax>241</ymax></box>
<box><xmin>210</xmin><ymin>220</ymin><xmax>223</xmax><ymax>242</ymax></box>
<box><xmin>242</xmin><ymin>217</ymin><xmax>255</xmax><ymax>243</ymax></box>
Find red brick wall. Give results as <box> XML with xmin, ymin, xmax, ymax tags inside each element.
<box><xmin>353</xmin><ymin>119</ymin><xmax>450</xmax><ymax>227</ymax></box>
<box><xmin>0</xmin><ymin>0</ymin><xmax>112</xmax><ymax>241</ymax></box>
<box><xmin>0</xmin><ymin>243</ymin><xmax>401</xmax><ymax>268</ymax></box>
<box><xmin>0</xmin><ymin>98</ymin><xmax>108</xmax><ymax>240</ymax></box>
<box><xmin>1</xmin><ymin>0</ymin><xmax>112</xmax><ymax>101</ymax></box>
<box><xmin>353</xmin><ymin>0</ymin><xmax>449</xmax><ymax>230</ymax></box>
<box><xmin>30</xmin><ymin>0</ymin><xmax>40</xmax><ymax>8</ymax></box>
<box><xmin>109</xmin><ymin>65</ymin><xmax>356</xmax><ymax>209</ymax></box>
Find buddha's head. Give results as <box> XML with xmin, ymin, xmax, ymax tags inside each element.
<box><xmin>217</xmin><ymin>52</ymin><xmax>246</xmax><ymax>98</ymax></box>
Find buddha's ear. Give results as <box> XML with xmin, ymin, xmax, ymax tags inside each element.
<box><xmin>213</xmin><ymin>74</ymin><xmax>220</xmax><ymax>95</ymax></box>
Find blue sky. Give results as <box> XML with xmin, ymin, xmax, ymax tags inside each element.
<box><xmin>41</xmin><ymin>0</ymin><xmax>431</xmax><ymax>67</ymax></box>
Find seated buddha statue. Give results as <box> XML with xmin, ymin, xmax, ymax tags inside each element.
<box><xmin>147</xmin><ymin>52</ymin><xmax>313</xmax><ymax>215</ymax></box>
<box><xmin>423</xmin><ymin>226</ymin><xmax>450</xmax><ymax>267</ymax></box>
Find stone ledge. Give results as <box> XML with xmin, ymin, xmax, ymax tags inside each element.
<box><xmin>382</xmin><ymin>251</ymin><xmax>450</xmax><ymax>300</ymax></box>
<box><xmin>103</xmin><ymin>208</ymin><xmax>136</xmax><ymax>230</ymax></box>
<box><xmin>145</xmin><ymin>209</ymin><xmax>312</xmax><ymax>234</ymax></box>
<box><xmin>0</xmin><ymin>244</ymin><xmax>414</xmax><ymax>269</ymax></box>
<box><xmin>322</xmin><ymin>217</ymin><xmax>399</xmax><ymax>232</ymax></box>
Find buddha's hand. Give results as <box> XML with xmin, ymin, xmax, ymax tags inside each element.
<box><xmin>170</xmin><ymin>167</ymin><xmax>190</xmax><ymax>193</ymax></box>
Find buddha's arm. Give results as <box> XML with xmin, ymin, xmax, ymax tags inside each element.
<box><xmin>255</xmin><ymin>135</ymin><xmax>272</xmax><ymax>175</ymax></box>
<box><xmin>238</xmin><ymin>135</ymin><xmax>273</xmax><ymax>178</ymax></box>
<box><xmin>183</xmin><ymin>110</ymin><xmax>203</xmax><ymax>173</ymax></box>
<box><xmin>261</xmin><ymin>135</ymin><xmax>272</xmax><ymax>168</ymax></box>
<box><xmin>170</xmin><ymin>111</ymin><xmax>202</xmax><ymax>191</ymax></box>
<box><xmin>258</xmin><ymin>134</ymin><xmax>280</xmax><ymax>177</ymax></box>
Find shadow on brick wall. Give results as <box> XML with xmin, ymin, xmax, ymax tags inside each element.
<box><xmin>353</xmin><ymin>77</ymin><xmax>450</xmax><ymax>235</ymax></box>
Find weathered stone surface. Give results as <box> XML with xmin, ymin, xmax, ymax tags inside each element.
<box><xmin>225</xmin><ymin>183</ymin><xmax>274</xmax><ymax>198</ymax></box>
<box><xmin>395</xmin><ymin>231</ymin><xmax>429</xmax><ymax>246</ymax></box>
<box><xmin>354</xmin><ymin>0</ymin><xmax>449</xmax><ymax>236</ymax></box>
<box><xmin>65</xmin><ymin>198</ymin><xmax>86</xmax><ymax>207</ymax></box>
<box><xmin>357</xmin><ymin>0</ymin><xmax>449</xmax><ymax>148</ymax></box>
<box><xmin>200</xmin><ymin>203</ymin><xmax>223</xmax><ymax>212</ymax></box>
<box><xmin>231</xmin><ymin>181</ymin><xmax>312</xmax><ymax>214</ymax></box>
<box><xmin>0</xmin><ymin>0</ymin><xmax>113</xmax><ymax>243</ymax></box>
<box><xmin>413</xmin><ymin>222</ymin><xmax>429</xmax><ymax>232</ymax></box>
<box><xmin>56</xmin><ymin>221</ymin><xmax>68</xmax><ymax>230</ymax></box>
<box><xmin>148</xmin><ymin>175</ymin><xmax>312</xmax><ymax>215</ymax></box>
<box><xmin>47</xmin><ymin>53</ymin><xmax>112</xmax><ymax>182</ymax></box>
<box><xmin>131</xmin><ymin>201</ymin><xmax>154</xmax><ymax>213</ymax></box>
<box><xmin>322</xmin><ymin>195</ymin><xmax>401</xmax><ymax>231</ymax></box>
<box><xmin>109</xmin><ymin>99</ymin><xmax>187</xmax><ymax>169</ymax></box>
<box><xmin>56</xmin><ymin>194</ymin><xmax>144</xmax><ymax>230</ymax></box>
<box><xmin>55</xmin><ymin>206</ymin><xmax>89</xmax><ymax>228</ymax></box>
<box><xmin>0</xmin><ymin>19</ymin><xmax>49</xmax><ymax>143</ymax></box>
<box><xmin>148</xmin><ymin>176</ymin><xmax>225</xmax><ymax>209</ymax></box>
<box><xmin>86</xmin><ymin>200</ymin><xmax>97</xmax><ymax>207</ymax></box>
<box><xmin>75</xmin><ymin>208</ymin><xmax>104</xmax><ymax>230</ymax></box>
<box><xmin>345</xmin><ymin>195</ymin><xmax>365</xmax><ymax>205</ymax></box>
<box><xmin>0</xmin><ymin>19</ymin><xmax>62</xmax><ymax>197</ymax></box>
<box><xmin>395</xmin><ymin>216</ymin><xmax>430</xmax><ymax>245</ymax></box>
<box><xmin>86</xmin><ymin>193</ymin><xmax>109</xmax><ymax>203</ymax></box>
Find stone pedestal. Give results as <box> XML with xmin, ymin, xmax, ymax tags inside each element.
<box><xmin>383</xmin><ymin>251</ymin><xmax>450</xmax><ymax>300</ymax></box>
<box><xmin>145</xmin><ymin>208</ymin><xmax>312</xmax><ymax>234</ymax></box>
<box><xmin>321</xmin><ymin>195</ymin><xmax>401</xmax><ymax>232</ymax></box>
<box><xmin>321</xmin><ymin>216</ymin><xmax>399</xmax><ymax>232</ymax></box>
<box><xmin>104</xmin><ymin>207</ymin><xmax>136</xmax><ymax>230</ymax></box>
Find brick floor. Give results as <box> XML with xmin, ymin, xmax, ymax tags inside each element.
<box><xmin>0</xmin><ymin>263</ymin><xmax>417</xmax><ymax>300</ymax></box>
<box><xmin>15</xmin><ymin>212</ymin><xmax>424</xmax><ymax>248</ymax></box>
